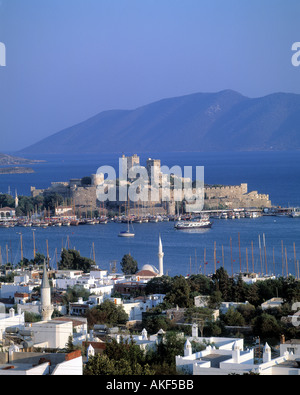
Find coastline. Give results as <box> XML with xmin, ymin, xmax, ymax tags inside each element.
<box><xmin>0</xmin><ymin>166</ymin><xmax>35</xmax><ymax>174</ymax></box>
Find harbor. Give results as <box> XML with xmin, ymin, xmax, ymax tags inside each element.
<box><xmin>0</xmin><ymin>212</ymin><xmax>299</xmax><ymax>280</ymax></box>
<box><xmin>0</xmin><ymin>151</ymin><xmax>299</xmax><ymax>279</ymax></box>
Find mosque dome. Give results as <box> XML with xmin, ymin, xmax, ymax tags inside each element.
<box><xmin>141</xmin><ymin>264</ymin><xmax>159</xmax><ymax>274</ymax></box>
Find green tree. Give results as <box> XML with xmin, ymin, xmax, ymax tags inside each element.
<box><xmin>252</xmin><ymin>312</ymin><xmax>282</xmax><ymax>338</ymax></box>
<box><xmin>236</xmin><ymin>303</ymin><xmax>256</xmax><ymax>324</ymax></box>
<box><xmin>184</xmin><ymin>306</ymin><xmax>214</xmax><ymax>336</ymax></box>
<box><xmin>164</xmin><ymin>275</ymin><xmax>192</xmax><ymax>308</ymax></box>
<box><xmin>145</xmin><ymin>275</ymin><xmax>173</xmax><ymax>295</ymax></box>
<box><xmin>59</xmin><ymin>248</ymin><xmax>94</xmax><ymax>272</ymax></box>
<box><xmin>143</xmin><ymin>314</ymin><xmax>172</xmax><ymax>334</ymax></box>
<box><xmin>233</xmin><ymin>274</ymin><xmax>247</xmax><ymax>302</ymax></box>
<box><xmin>62</xmin><ymin>284</ymin><xmax>90</xmax><ymax>306</ymax></box>
<box><xmin>187</xmin><ymin>274</ymin><xmax>213</xmax><ymax>296</ymax></box>
<box><xmin>120</xmin><ymin>253</ymin><xmax>138</xmax><ymax>275</ymax></box>
<box><xmin>85</xmin><ymin>299</ymin><xmax>128</xmax><ymax>327</ymax></box>
<box><xmin>222</xmin><ymin>307</ymin><xmax>246</xmax><ymax>326</ymax></box>
<box><xmin>207</xmin><ymin>290</ymin><xmax>222</xmax><ymax>309</ymax></box>
<box><xmin>105</xmin><ymin>337</ymin><xmax>146</xmax><ymax>366</ymax></box>
<box><xmin>43</xmin><ymin>192</ymin><xmax>64</xmax><ymax>211</ymax></box>
<box><xmin>16</xmin><ymin>196</ymin><xmax>35</xmax><ymax>216</ymax></box>
<box><xmin>32</xmin><ymin>252</ymin><xmax>46</xmax><ymax>267</ymax></box>
<box><xmin>156</xmin><ymin>331</ymin><xmax>186</xmax><ymax>367</ymax></box>
<box><xmin>212</xmin><ymin>267</ymin><xmax>232</xmax><ymax>301</ymax></box>
<box><xmin>0</xmin><ymin>193</ymin><xmax>15</xmax><ymax>208</ymax></box>
<box><xmin>84</xmin><ymin>353</ymin><xmax>153</xmax><ymax>375</ymax></box>
<box><xmin>244</xmin><ymin>282</ymin><xmax>260</xmax><ymax>306</ymax></box>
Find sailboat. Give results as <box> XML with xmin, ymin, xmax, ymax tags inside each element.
<box><xmin>118</xmin><ymin>219</ymin><xmax>135</xmax><ymax>237</ymax></box>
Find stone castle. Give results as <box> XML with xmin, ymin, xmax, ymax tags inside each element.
<box><xmin>30</xmin><ymin>154</ymin><xmax>271</xmax><ymax>214</ymax></box>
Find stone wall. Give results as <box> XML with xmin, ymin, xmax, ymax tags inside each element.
<box><xmin>203</xmin><ymin>183</ymin><xmax>271</xmax><ymax>209</ymax></box>
<box><xmin>205</xmin><ymin>183</ymin><xmax>248</xmax><ymax>199</ymax></box>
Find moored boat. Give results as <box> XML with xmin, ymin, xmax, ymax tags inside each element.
<box><xmin>174</xmin><ymin>217</ymin><xmax>212</xmax><ymax>230</ymax></box>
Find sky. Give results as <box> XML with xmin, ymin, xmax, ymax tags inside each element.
<box><xmin>0</xmin><ymin>0</ymin><xmax>300</xmax><ymax>152</ymax></box>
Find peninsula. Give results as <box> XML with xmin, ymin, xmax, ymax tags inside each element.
<box><xmin>0</xmin><ymin>153</ymin><xmax>43</xmax><ymax>165</ymax></box>
<box><xmin>0</xmin><ymin>166</ymin><xmax>34</xmax><ymax>174</ymax></box>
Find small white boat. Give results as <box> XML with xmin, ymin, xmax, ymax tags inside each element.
<box><xmin>290</xmin><ymin>208</ymin><xmax>300</xmax><ymax>218</ymax></box>
<box><xmin>118</xmin><ymin>230</ymin><xmax>135</xmax><ymax>237</ymax></box>
<box><xmin>118</xmin><ymin>221</ymin><xmax>135</xmax><ymax>237</ymax></box>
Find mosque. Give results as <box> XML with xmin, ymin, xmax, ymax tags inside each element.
<box><xmin>134</xmin><ymin>235</ymin><xmax>164</xmax><ymax>280</ymax></box>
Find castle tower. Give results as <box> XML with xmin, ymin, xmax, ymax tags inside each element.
<box><xmin>158</xmin><ymin>234</ymin><xmax>164</xmax><ymax>276</ymax></box>
<box><xmin>39</xmin><ymin>260</ymin><xmax>54</xmax><ymax>321</ymax></box>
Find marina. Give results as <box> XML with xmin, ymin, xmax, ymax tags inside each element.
<box><xmin>0</xmin><ymin>213</ymin><xmax>299</xmax><ymax>279</ymax></box>
<box><xmin>0</xmin><ymin>151</ymin><xmax>299</xmax><ymax>279</ymax></box>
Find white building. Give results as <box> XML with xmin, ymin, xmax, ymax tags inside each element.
<box><xmin>109</xmin><ymin>328</ymin><xmax>160</xmax><ymax>352</ymax></box>
<box><xmin>280</xmin><ymin>338</ymin><xmax>300</xmax><ymax>356</ymax></box>
<box><xmin>109</xmin><ymin>295</ymin><xmax>165</xmax><ymax>322</ymax></box>
<box><xmin>0</xmin><ymin>283</ymin><xmax>36</xmax><ymax>299</ymax></box>
<box><xmin>176</xmin><ymin>331</ymin><xmax>300</xmax><ymax>375</ymax></box>
<box><xmin>55</xmin><ymin>269</ymin><xmax>116</xmax><ymax>299</ymax></box>
<box><xmin>0</xmin><ymin>349</ymin><xmax>82</xmax><ymax>375</ymax></box>
<box><xmin>261</xmin><ymin>297</ymin><xmax>284</xmax><ymax>310</ymax></box>
<box><xmin>0</xmin><ymin>308</ymin><xmax>25</xmax><ymax>342</ymax></box>
<box><xmin>29</xmin><ymin>320</ymin><xmax>73</xmax><ymax>349</ymax></box>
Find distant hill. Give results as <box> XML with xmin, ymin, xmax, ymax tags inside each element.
<box><xmin>19</xmin><ymin>90</ymin><xmax>300</xmax><ymax>154</ymax></box>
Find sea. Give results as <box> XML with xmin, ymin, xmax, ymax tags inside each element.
<box><xmin>0</xmin><ymin>151</ymin><xmax>299</xmax><ymax>278</ymax></box>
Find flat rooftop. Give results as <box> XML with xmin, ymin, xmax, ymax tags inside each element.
<box><xmin>198</xmin><ymin>354</ymin><xmax>232</xmax><ymax>368</ymax></box>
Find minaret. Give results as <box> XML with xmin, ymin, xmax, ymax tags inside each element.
<box><xmin>40</xmin><ymin>260</ymin><xmax>54</xmax><ymax>321</ymax></box>
<box><xmin>158</xmin><ymin>234</ymin><xmax>164</xmax><ymax>276</ymax></box>
<box><xmin>15</xmin><ymin>190</ymin><xmax>18</xmax><ymax>208</ymax></box>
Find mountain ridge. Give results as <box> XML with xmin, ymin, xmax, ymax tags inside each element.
<box><xmin>18</xmin><ymin>90</ymin><xmax>300</xmax><ymax>154</ymax></box>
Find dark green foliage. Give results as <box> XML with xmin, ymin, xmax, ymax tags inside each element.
<box><xmin>84</xmin><ymin>337</ymin><xmax>154</xmax><ymax>375</ymax></box>
<box><xmin>62</xmin><ymin>284</ymin><xmax>90</xmax><ymax>305</ymax></box>
<box><xmin>120</xmin><ymin>253</ymin><xmax>138</xmax><ymax>275</ymax></box>
<box><xmin>145</xmin><ymin>275</ymin><xmax>173</xmax><ymax>295</ymax></box>
<box><xmin>58</xmin><ymin>248</ymin><xmax>94</xmax><ymax>272</ymax></box>
<box><xmin>164</xmin><ymin>275</ymin><xmax>193</xmax><ymax>308</ymax></box>
<box><xmin>85</xmin><ymin>299</ymin><xmax>128</xmax><ymax>327</ymax></box>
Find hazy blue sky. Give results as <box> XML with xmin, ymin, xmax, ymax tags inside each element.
<box><xmin>0</xmin><ymin>0</ymin><xmax>300</xmax><ymax>151</ymax></box>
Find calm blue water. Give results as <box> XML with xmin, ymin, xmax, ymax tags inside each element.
<box><xmin>1</xmin><ymin>151</ymin><xmax>300</xmax><ymax>206</ymax></box>
<box><xmin>0</xmin><ymin>151</ymin><xmax>299</xmax><ymax>277</ymax></box>
<box><xmin>0</xmin><ymin>215</ymin><xmax>299</xmax><ymax>277</ymax></box>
